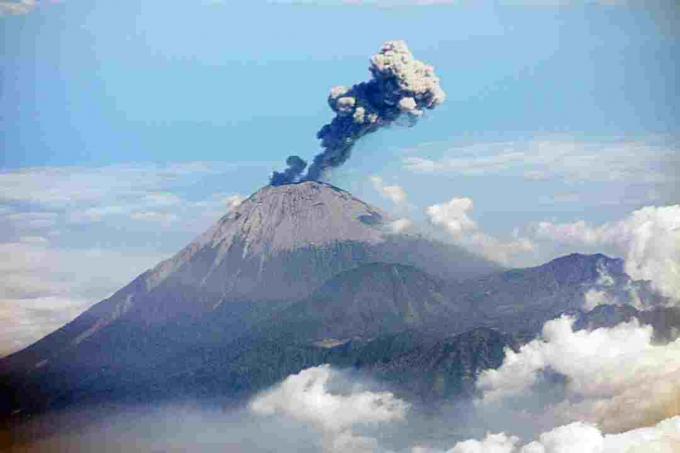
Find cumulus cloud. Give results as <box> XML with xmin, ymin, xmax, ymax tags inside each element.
<box><xmin>533</xmin><ymin>205</ymin><xmax>680</xmax><ymax>300</ymax></box>
<box><xmin>435</xmin><ymin>417</ymin><xmax>680</xmax><ymax>453</ymax></box>
<box><xmin>426</xmin><ymin>197</ymin><xmax>534</xmax><ymax>265</ymax></box>
<box><xmin>250</xmin><ymin>365</ymin><xmax>408</xmax><ymax>452</ymax></box>
<box><xmin>444</xmin><ymin>433</ymin><xmax>520</xmax><ymax>452</ymax></box>
<box><xmin>426</xmin><ymin>197</ymin><xmax>477</xmax><ymax>235</ymax></box>
<box><xmin>370</xmin><ymin>176</ymin><xmax>408</xmax><ymax>206</ymax></box>
<box><xmin>477</xmin><ymin>316</ymin><xmax>680</xmax><ymax>433</ymax></box>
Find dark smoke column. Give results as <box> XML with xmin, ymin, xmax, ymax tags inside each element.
<box><xmin>270</xmin><ymin>40</ymin><xmax>446</xmax><ymax>186</ymax></box>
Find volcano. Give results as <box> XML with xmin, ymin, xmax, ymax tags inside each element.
<box><xmin>0</xmin><ymin>182</ymin><xmax>496</xmax><ymax>413</ymax></box>
<box><xmin>1</xmin><ymin>182</ymin><xmax>670</xmax><ymax>419</ymax></box>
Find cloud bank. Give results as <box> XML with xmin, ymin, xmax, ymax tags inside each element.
<box><xmin>477</xmin><ymin>316</ymin><xmax>680</xmax><ymax>433</ymax></box>
<box><xmin>439</xmin><ymin>417</ymin><xmax>680</xmax><ymax>453</ymax></box>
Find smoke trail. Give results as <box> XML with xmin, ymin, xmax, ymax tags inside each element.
<box><xmin>270</xmin><ymin>156</ymin><xmax>308</xmax><ymax>186</ymax></box>
<box><xmin>270</xmin><ymin>40</ymin><xmax>446</xmax><ymax>186</ymax></box>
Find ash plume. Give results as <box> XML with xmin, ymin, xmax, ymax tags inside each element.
<box><xmin>270</xmin><ymin>155</ymin><xmax>308</xmax><ymax>186</ymax></box>
<box><xmin>270</xmin><ymin>40</ymin><xmax>446</xmax><ymax>186</ymax></box>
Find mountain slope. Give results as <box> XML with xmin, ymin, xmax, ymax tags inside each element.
<box><xmin>1</xmin><ymin>182</ymin><xmax>497</xmax><ymax>373</ymax></box>
<box><xmin>0</xmin><ymin>182</ymin><xmax>499</xmax><ymax>418</ymax></box>
<box><xmin>2</xmin><ymin>182</ymin><xmax>672</xmax><ymax>422</ymax></box>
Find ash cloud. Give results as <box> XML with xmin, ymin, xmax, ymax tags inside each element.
<box><xmin>270</xmin><ymin>40</ymin><xmax>446</xmax><ymax>186</ymax></box>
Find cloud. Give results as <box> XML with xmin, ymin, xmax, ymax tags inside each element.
<box><xmin>0</xmin><ymin>296</ymin><xmax>92</xmax><ymax>358</ymax></box>
<box><xmin>250</xmin><ymin>365</ymin><xmax>408</xmax><ymax>453</ymax></box>
<box><xmin>5</xmin><ymin>212</ymin><xmax>58</xmax><ymax>230</ymax></box>
<box><xmin>532</xmin><ymin>205</ymin><xmax>680</xmax><ymax>300</ymax></box>
<box><xmin>0</xmin><ymin>163</ymin><xmax>222</xmax><ymax>208</ymax></box>
<box><xmin>224</xmin><ymin>194</ymin><xmax>245</xmax><ymax>211</ymax></box>
<box><xmin>426</xmin><ymin>197</ymin><xmax>534</xmax><ymax>265</ymax></box>
<box><xmin>129</xmin><ymin>211</ymin><xmax>179</xmax><ymax>224</ymax></box>
<box><xmin>426</xmin><ymin>197</ymin><xmax>477</xmax><ymax>235</ymax></box>
<box><xmin>271</xmin><ymin>40</ymin><xmax>445</xmax><ymax>185</ymax></box>
<box><xmin>445</xmin><ymin>433</ymin><xmax>520</xmax><ymax>452</ymax></box>
<box><xmin>388</xmin><ymin>218</ymin><xmax>414</xmax><ymax>233</ymax></box>
<box><xmin>435</xmin><ymin>416</ymin><xmax>680</xmax><ymax>453</ymax></box>
<box><xmin>402</xmin><ymin>139</ymin><xmax>679</xmax><ymax>186</ymax></box>
<box><xmin>0</xmin><ymin>164</ymin><xmax>247</xmax><ymax>232</ymax></box>
<box><xmin>0</xmin><ymin>0</ymin><xmax>36</xmax><ymax>16</ymax></box>
<box><xmin>0</xmin><ymin>163</ymin><xmax>251</xmax><ymax>356</ymax></box>
<box><xmin>370</xmin><ymin>176</ymin><xmax>408</xmax><ymax>206</ymax></box>
<box><xmin>581</xmin><ymin>259</ymin><xmax>644</xmax><ymax>311</ymax></box>
<box><xmin>0</xmin><ymin>241</ymin><xmax>166</xmax><ymax>356</ymax></box>
<box><xmin>477</xmin><ymin>316</ymin><xmax>680</xmax><ymax>433</ymax></box>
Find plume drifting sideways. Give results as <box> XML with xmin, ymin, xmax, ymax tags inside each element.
<box><xmin>270</xmin><ymin>40</ymin><xmax>446</xmax><ymax>185</ymax></box>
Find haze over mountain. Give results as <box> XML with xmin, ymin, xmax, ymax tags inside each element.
<box><xmin>0</xmin><ymin>181</ymin><xmax>673</xmax><ymax>427</ymax></box>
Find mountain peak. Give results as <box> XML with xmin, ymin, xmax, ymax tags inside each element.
<box><xmin>201</xmin><ymin>181</ymin><xmax>387</xmax><ymax>257</ymax></box>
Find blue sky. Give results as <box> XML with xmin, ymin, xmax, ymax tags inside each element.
<box><xmin>2</xmin><ymin>0</ymin><xmax>678</xmax><ymax>169</ymax></box>
<box><xmin>0</xmin><ymin>0</ymin><xmax>679</xmax><ymax>354</ymax></box>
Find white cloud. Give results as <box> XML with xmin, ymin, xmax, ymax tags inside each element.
<box><xmin>533</xmin><ymin>205</ymin><xmax>680</xmax><ymax>300</ymax></box>
<box><xmin>426</xmin><ymin>197</ymin><xmax>534</xmax><ymax>265</ymax></box>
<box><xmin>477</xmin><ymin>316</ymin><xmax>680</xmax><ymax>433</ymax></box>
<box><xmin>251</xmin><ymin>365</ymin><xmax>408</xmax><ymax>453</ymax></box>
<box><xmin>388</xmin><ymin>218</ymin><xmax>414</xmax><ymax>234</ymax></box>
<box><xmin>130</xmin><ymin>211</ymin><xmax>179</xmax><ymax>224</ymax></box>
<box><xmin>446</xmin><ymin>433</ymin><xmax>519</xmax><ymax>452</ymax></box>
<box><xmin>434</xmin><ymin>417</ymin><xmax>680</xmax><ymax>453</ymax></box>
<box><xmin>0</xmin><ymin>164</ymin><xmax>247</xmax><ymax>231</ymax></box>
<box><xmin>426</xmin><ymin>197</ymin><xmax>477</xmax><ymax>235</ymax></box>
<box><xmin>370</xmin><ymin>175</ymin><xmax>408</xmax><ymax>206</ymax></box>
<box><xmin>0</xmin><ymin>163</ymin><xmax>250</xmax><ymax>355</ymax></box>
<box><xmin>0</xmin><ymin>163</ymin><xmax>220</xmax><ymax>208</ymax></box>
<box><xmin>0</xmin><ymin>296</ymin><xmax>92</xmax><ymax>358</ymax></box>
<box><xmin>403</xmin><ymin>139</ymin><xmax>679</xmax><ymax>185</ymax></box>
<box><xmin>581</xmin><ymin>260</ymin><xmax>644</xmax><ymax>311</ymax></box>
<box><xmin>0</xmin><ymin>241</ymin><xmax>166</xmax><ymax>356</ymax></box>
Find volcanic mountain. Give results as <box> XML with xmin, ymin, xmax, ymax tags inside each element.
<box><xmin>1</xmin><ymin>181</ymin><xmax>672</xmax><ymax>419</ymax></box>
<box><xmin>0</xmin><ymin>183</ymin><xmax>496</xmax><ymax>411</ymax></box>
